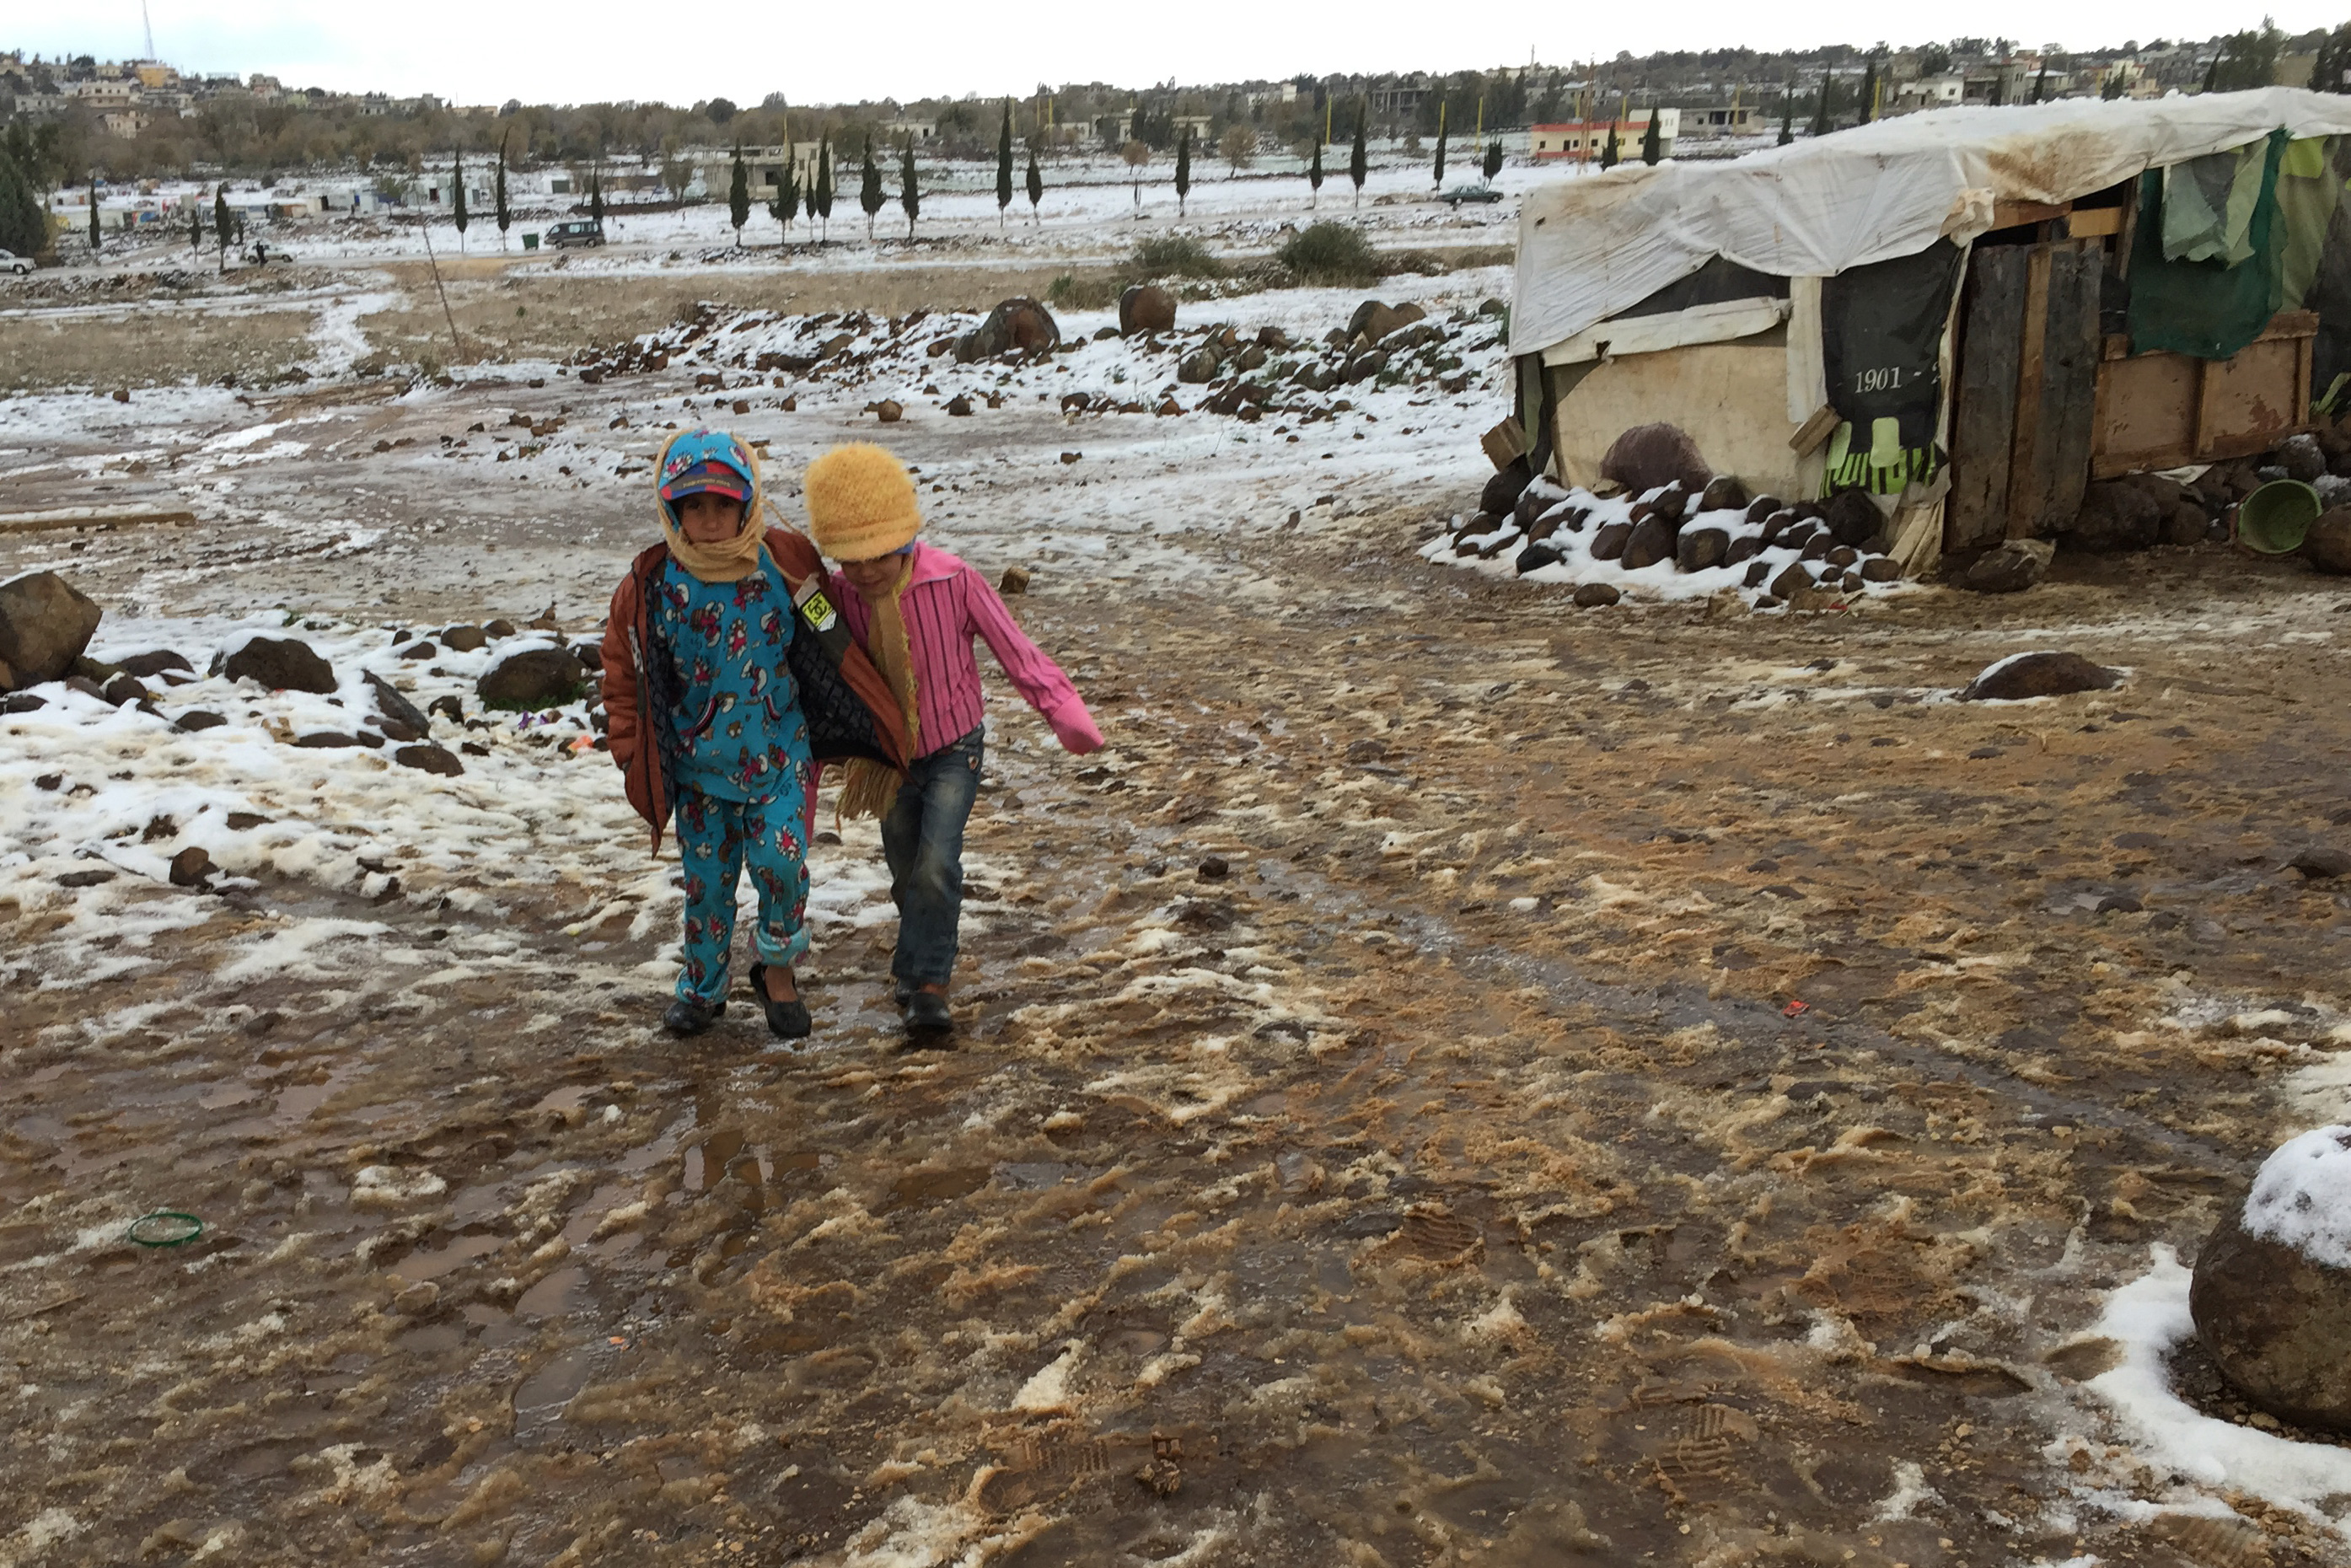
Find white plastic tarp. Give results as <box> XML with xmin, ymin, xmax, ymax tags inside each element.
<box><xmin>1511</xmin><ymin>88</ymin><xmax>2351</xmax><ymax>357</ymax></box>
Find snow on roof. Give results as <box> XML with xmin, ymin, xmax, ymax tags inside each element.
<box><xmin>1511</xmin><ymin>87</ymin><xmax>2351</xmax><ymax>357</ymax></box>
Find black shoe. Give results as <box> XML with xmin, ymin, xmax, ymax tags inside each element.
<box><xmin>891</xmin><ymin>976</ymin><xmax>913</xmax><ymax>1010</ymax></box>
<box><xmin>749</xmin><ymin>963</ymin><xmax>813</xmax><ymax>1040</ymax></box>
<box><xmin>904</xmin><ymin>988</ymin><xmax>954</xmax><ymax>1041</ymax></box>
<box><xmin>662</xmin><ymin>995</ymin><xmax>725</xmax><ymax>1036</ymax></box>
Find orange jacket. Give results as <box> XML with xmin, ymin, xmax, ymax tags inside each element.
<box><xmin>602</xmin><ymin>525</ymin><xmax>910</xmax><ymax>851</ymax></box>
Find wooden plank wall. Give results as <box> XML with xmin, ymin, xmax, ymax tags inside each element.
<box><xmin>2021</xmin><ymin>243</ymin><xmax>2104</xmax><ymax>537</ymax></box>
<box><xmin>1946</xmin><ymin>246</ymin><xmax>2028</xmax><ymax>550</ymax></box>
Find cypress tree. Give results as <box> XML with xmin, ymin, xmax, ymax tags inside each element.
<box><xmin>495</xmin><ymin>136</ymin><xmax>512</xmax><ymax>250</ymax></box>
<box><xmin>1307</xmin><ymin>132</ymin><xmax>1323</xmax><ymax>209</ymax></box>
<box><xmin>1025</xmin><ymin>145</ymin><xmax>1043</xmax><ymax>225</ymax></box>
<box><xmin>214</xmin><ymin>184</ymin><xmax>231</xmax><ymax>272</ymax></box>
<box><xmin>1810</xmin><ymin>77</ymin><xmax>1833</xmax><ymax>137</ymax></box>
<box><xmin>588</xmin><ymin>168</ymin><xmax>604</xmax><ymax>228</ymax></box>
<box><xmin>772</xmin><ymin>144</ymin><xmax>798</xmax><ymax>245</ymax></box>
<box><xmin>451</xmin><ymin>153</ymin><xmax>468</xmax><ymax>251</ymax></box>
<box><xmin>728</xmin><ymin>146</ymin><xmax>749</xmax><ymax>244</ymax></box>
<box><xmin>1599</xmin><ymin>124</ymin><xmax>1619</xmax><ymax>169</ymax></box>
<box><xmin>0</xmin><ymin>153</ymin><xmax>43</xmax><ymax>260</ymax></box>
<box><xmin>860</xmin><ymin>136</ymin><xmax>884</xmax><ymax>240</ymax></box>
<box><xmin>2316</xmin><ymin>24</ymin><xmax>2351</xmax><ymax>92</ymax></box>
<box><xmin>2030</xmin><ymin>62</ymin><xmax>2049</xmax><ymax>104</ymax></box>
<box><xmin>1779</xmin><ymin>80</ymin><xmax>1795</xmax><ymax>145</ymax></box>
<box><xmin>88</xmin><ymin>182</ymin><xmax>100</xmax><ymax>253</ymax></box>
<box><xmin>899</xmin><ymin>138</ymin><xmax>919</xmax><ymax>239</ymax></box>
<box><xmin>1640</xmin><ymin>109</ymin><xmax>1661</xmax><ymax>165</ymax></box>
<box><xmin>1176</xmin><ymin>126</ymin><xmax>1192</xmax><ymax>217</ymax></box>
<box><xmin>1432</xmin><ymin>99</ymin><xmax>1447</xmax><ymax>187</ymax></box>
<box><xmin>1482</xmin><ymin>139</ymin><xmax>1503</xmax><ymax>182</ymax></box>
<box><xmin>1350</xmin><ymin>103</ymin><xmax>1367</xmax><ymax>207</ymax></box>
<box><xmin>996</xmin><ymin>100</ymin><xmax>1013</xmax><ymax>229</ymax></box>
<box><xmin>814</xmin><ymin>135</ymin><xmax>835</xmax><ymax>240</ymax></box>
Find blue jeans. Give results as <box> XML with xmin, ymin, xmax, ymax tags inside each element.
<box><xmin>882</xmin><ymin>728</ymin><xmax>983</xmax><ymax>989</ymax></box>
<box><xmin>674</xmin><ymin>772</ymin><xmax>813</xmax><ymax>1004</ymax></box>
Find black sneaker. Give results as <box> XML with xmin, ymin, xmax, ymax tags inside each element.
<box><xmin>904</xmin><ymin>988</ymin><xmax>954</xmax><ymax>1042</ymax></box>
<box><xmin>748</xmin><ymin>963</ymin><xmax>813</xmax><ymax>1040</ymax></box>
<box><xmin>662</xmin><ymin>995</ymin><xmax>725</xmax><ymax>1036</ymax></box>
<box><xmin>891</xmin><ymin>976</ymin><xmax>913</xmax><ymax>1010</ymax></box>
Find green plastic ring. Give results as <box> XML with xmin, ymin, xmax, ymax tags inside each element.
<box><xmin>127</xmin><ymin>1211</ymin><xmax>203</xmax><ymax>1248</ymax></box>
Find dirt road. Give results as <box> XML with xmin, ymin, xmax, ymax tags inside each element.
<box><xmin>6</xmin><ymin>340</ymin><xmax>2351</xmax><ymax>1566</ymax></box>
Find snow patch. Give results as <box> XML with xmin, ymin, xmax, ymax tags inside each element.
<box><xmin>2243</xmin><ymin>1126</ymin><xmax>2351</xmax><ymax>1270</ymax></box>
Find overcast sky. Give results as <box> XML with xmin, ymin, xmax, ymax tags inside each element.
<box><xmin>11</xmin><ymin>2</ymin><xmax>2341</xmax><ymax>105</ymax></box>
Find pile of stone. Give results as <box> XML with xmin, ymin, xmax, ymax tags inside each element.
<box><xmin>1427</xmin><ymin>423</ymin><xmax>1907</xmax><ymax>609</ymax></box>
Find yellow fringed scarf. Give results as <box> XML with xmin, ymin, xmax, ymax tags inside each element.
<box><xmin>836</xmin><ymin>556</ymin><xmax>919</xmax><ymax>820</ymax></box>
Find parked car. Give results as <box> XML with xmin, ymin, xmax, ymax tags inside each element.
<box><xmin>0</xmin><ymin>248</ymin><xmax>31</xmax><ymax>276</ymax></box>
<box><xmin>545</xmin><ymin>219</ymin><xmax>606</xmax><ymax>249</ymax></box>
<box><xmin>1442</xmin><ymin>185</ymin><xmax>1505</xmax><ymax>207</ymax></box>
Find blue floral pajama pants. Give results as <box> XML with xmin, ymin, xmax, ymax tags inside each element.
<box><xmin>674</xmin><ymin>768</ymin><xmax>813</xmax><ymax>1005</ymax></box>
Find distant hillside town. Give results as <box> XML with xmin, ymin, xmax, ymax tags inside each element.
<box><xmin>0</xmin><ymin>23</ymin><xmax>2344</xmax><ymax>229</ymax></box>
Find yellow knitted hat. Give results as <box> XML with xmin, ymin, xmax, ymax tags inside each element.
<box><xmin>803</xmin><ymin>443</ymin><xmax>922</xmax><ymax>561</ymax></box>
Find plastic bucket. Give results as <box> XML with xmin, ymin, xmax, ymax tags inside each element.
<box><xmin>2238</xmin><ymin>479</ymin><xmax>2321</xmax><ymax>554</ymax></box>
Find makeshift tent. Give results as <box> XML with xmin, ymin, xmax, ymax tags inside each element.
<box><xmin>1509</xmin><ymin>89</ymin><xmax>2351</xmax><ymax>558</ymax></box>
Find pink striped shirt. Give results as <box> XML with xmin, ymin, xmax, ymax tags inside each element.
<box><xmin>831</xmin><ymin>543</ymin><xmax>1092</xmax><ymax>758</ymax></box>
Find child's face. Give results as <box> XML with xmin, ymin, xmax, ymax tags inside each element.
<box><xmin>839</xmin><ymin>552</ymin><xmax>906</xmax><ymax>599</ymax></box>
<box><xmin>675</xmin><ymin>491</ymin><xmax>746</xmax><ymax>544</ymax></box>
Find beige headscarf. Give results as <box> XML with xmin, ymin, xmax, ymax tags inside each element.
<box><xmin>836</xmin><ymin>555</ymin><xmax>920</xmax><ymax>820</ymax></box>
<box><xmin>657</xmin><ymin>430</ymin><xmax>766</xmax><ymax>583</ymax></box>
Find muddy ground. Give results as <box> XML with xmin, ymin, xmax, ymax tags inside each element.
<box><xmin>5</xmin><ymin>289</ymin><xmax>2351</xmax><ymax>1568</ymax></box>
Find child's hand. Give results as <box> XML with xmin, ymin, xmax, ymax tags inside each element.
<box><xmin>1045</xmin><ymin>695</ymin><xmax>1103</xmax><ymax>755</ymax></box>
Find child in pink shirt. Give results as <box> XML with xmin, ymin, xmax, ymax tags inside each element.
<box><xmin>801</xmin><ymin>443</ymin><xmax>1102</xmax><ymax>1041</ymax></box>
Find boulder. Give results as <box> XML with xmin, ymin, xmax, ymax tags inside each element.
<box><xmin>1344</xmin><ymin>349</ymin><xmax>1388</xmax><ymax>383</ymax></box>
<box><xmin>2290</xmin><ymin>846</ymin><xmax>2351</xmax><ymax>878</ymax></box>
<box><xmin>99</xmin><ymin>673</ymin><xmax>149</xmax><ymax>706</ymax></box>
<box><xmin>1479</xmin><ymin>459</ymin><xmax>1533</xmax><ymax>518</ymax></box>
<box><xmin>1119</xmin><ymin>284</ymin><xmax>1178</xmax><ymax>336</ymax></box>
<box><xmin>1768</xmin><ymin>563</ymin><xmax>1815</xmax><ymax>601</ymax></box>
<box><xmin>955</xmin><ymin>298</ymin><xmax>1060</xmax><ymax>363</ymax></box>
<box><xmin>1345</xmin><ymin>300</ymin><xmax>1425</xmax><ymax>345</ymax></box>
<box><xmin>1588</xmin><ymin>521</ymin><xmax>1634</xmax><ymax>561</ymax></box>
<box><xmin>1823</xmin><ymin>489</ymin><xmax>1884</xmax><ymax>548</ymax></box>
<box><xmin>1699</xmin><ymin>475</ymin><xmax>1751</xmax><ymax>513</ymax></box>
<box><xmin>2304</xmin><ymin>507</ymin><xmax>2351</xmax><ymax>575</ymax></box>
<box><xmin>1962</xmin><ymin>538</ymin><xmax>2054</xmax><ymax>593</ymax></box>
<box><xmin>1958</xmin><ymin>651</ymin><xmax>2122</xmax><ymax>701</ymax></box>
<box><xmin>1599</xmin><ymin>424</ymin><xmax>1710</xmax><ymax>497</ymax></box>
<box><xmin>1675</xmin><ymin>526</ymin><xmax>1731</xmax><ymax>573</ymax></box>
<box><xmin>0</xmin><ymin>571</ymin><xmax>104</xmax><ymax>687</ymax></box>
<box><xmin>1514</xmin><ymin>540</ymin><xmax>1565</xmax><ymax>575</ymax></box>
<box><xmin>1235</xmin><ymin>344</ymin><xmax>1268</xmax><ymax>373</ymax></box>
<box><xmin>871</xmin><ymin>400</ymin><xmax>904</xmax><ymax>423</ymax></box>
<box><xmin>395</xmin><ymin>744</ymin><xmax>465</xmax><ymax>778</ymax></box>
<box><xmin>1178</xmin><ymin>348</ymin><xmax>1221</xmax><ymax>384</ymax></box>
<box><xmin>2192</xmin><ymin>1129</ymin><xmax>2351</xmax><ymax>1432</ymax></box>
<box><xmin>1725</xmin><ymin>536</ymin><xmax>1763</xmax><ymax>567</ymax></box>
<box><xmin>2070</xmin><ymin>480</ymin><xmax>2163</xmax><ymax>552</ymax></box>
<box><xmin>569</xmin><ymin>642</ymin><xmax>603</xmax><ymax>674</ymax></box>
<box><xmin>2162</xmin><ymin>501</ymin><xmax>2211</xmax><ymax>547</ymax></box>
<box><xmin>1649</xmin><ymin>487</ymin><xmax>1690</xmax><ymax>524</ymax></box>
<box><xmin>1512</xmin><ymin>484</ymin><xmax>1568</xmax><ymax>529</ymax></box>
<box><xmin>1572</xmin><ymin>583</ymin><xmax>1621</xmax><ymax>608</ymax></box>
<box><xmin>1745</xmin><ymin>496</ymin><xmax>1785</xmax><ymax>524</ymax></box>
<box><xmin>1620</xmin><ymin>515</ymin><xmax>1680</xmax><ymax>570</ymax></box>
<box><xmin>114</xmin><ymin>649</ymin><xmax>192</xmax><ymax>680</ymax></box>
<box><xmin>2277</xmin><ymin>432</ymin><xmax>2329</xmax><ymax>483</ymax></box>
<box><xmin>168</xmin><ymin>846</ymin><xmax>216</xmax><ymax>889</ymax></box>
<box><xmin>1742</xmin><ymin>559</ymin><xmax>1774</xmax><ymax>588</ymax></box>
<box><xmin>945</xmin><ymin>394</ymin><xmax>974</xmax><ymax>416</ymax></box>
<box><xmin>1758</xmin><ymin>511</ymin><xmax>1796</xmax><ymax>547</ymax></box>
<box><xmin>223</xmin><ymin>636</ymin><xmax>337</xmax><ymax>695</ymax></box>
<box><xmin>440</xmin><ymin>625</ymin><xmax>489</xmax><ymax>652</ymax></box>
<box><xmin>1860</xmin><ymin>556</ymin><xmax>1903</xmax><ymax>583</ymax></box>
<box><xmin>364</xmin><ymin>671</ymin><xmax>432</xmax><ymax>743</ymax></box>
<box><xmin>484</xmin><ymin>619</ymin><xmax>517</xmax><ymax>640</ymax></box>
<box><xmin>477</xmin><ymin>647</ymin><xmax>587</xmax><ymax>711</ymax></box>
<box><xmin>1291</xmin><ymin>362</ymin><xmax>1336</xmax><ymax>392</ymax></box>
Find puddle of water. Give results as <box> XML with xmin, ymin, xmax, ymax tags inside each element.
<box><xmin>512</xmin><ymin>1344</ymin><xmax>598</xmax><ymax>1437</ymax></box>
<box><xmin>397</xmin><ymin>1232</ymin><xmax>502</xmax><ymax>1280</ymax></box>
<box><xmin>514</xmin><ymin>1263</ymin><xmax>588</xmax><ymax>1319</ymax></box>
<box><xmin>198</xmin><ymin>1084</ymin><xmax>260</xmax><ymax>1110</ymax></box>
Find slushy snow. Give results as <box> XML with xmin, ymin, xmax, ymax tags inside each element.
<box><xmin>2243</xmin><ymin>1125</ymin><xmax>2351</xmax><ymax>1270</ymax></box>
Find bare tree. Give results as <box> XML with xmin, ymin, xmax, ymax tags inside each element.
<box><xmin>1122</xmin><ymin>140</ymin><xmax>1148</xmax><ymax>210</ymax></box>
<box><xmin>1220</xmin><ymin>124</ymin><xmax>1255</xmax><ymax>172</ymax></box>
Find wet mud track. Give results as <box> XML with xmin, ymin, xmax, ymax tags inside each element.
<box><xmin>10</xmin><ymin>430</ymin><xmax>2351</xmax><ymax>1564</ymax></box>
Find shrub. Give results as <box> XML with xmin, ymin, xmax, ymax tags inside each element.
<box><xmin>1125</xmin><ymin>234</ymin><xmax>1224</xmax><ymax>281</ymax></box>
<box><xmin>1045</xmin><ymin>272</ymin><xmax>1118</xmax><ymax>310</ymax></box>
<box><xmin>1277</xmin><ymin>222</ymin><xmax>1379</xmax><ymax>287</ymax></box>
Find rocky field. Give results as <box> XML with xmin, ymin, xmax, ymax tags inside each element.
<box><xmin>4</xmin><ymin>250</ymin><xmax>2351</xmax><ymax>1567</ymax></box>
